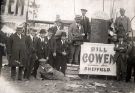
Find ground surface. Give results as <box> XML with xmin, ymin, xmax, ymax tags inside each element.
<box><xmin>0</xmin><ymin>57</ymin><xmax>135</xmax><ymax>93</ymax></box>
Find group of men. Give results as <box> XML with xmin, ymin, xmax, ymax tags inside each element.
<box><xmin>0</xmin><ymin>8</ymin><xmax>90</xmax><ymax>80</ymax></box>
<box><xmin>0</xmin><ymin>8</ymin><xmax>135</xmax><ymax>82</ymax></box>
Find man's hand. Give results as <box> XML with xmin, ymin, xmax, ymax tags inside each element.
<box><xmin>53</xmin><ymin>52</ymin><xmax>56</xmax><ymax>57</ymax></box>
<box><xmin>81</xmin><ymin>33</ymin><xmax>85</xmax><ymax>36</ymax></box>
<box><xmin>62</xmin><ymin>51</ymin><xmax>67</xmax><ymax>56</ymax></box>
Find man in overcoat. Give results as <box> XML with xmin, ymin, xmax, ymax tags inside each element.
<box><xmin>7</xmin><ymin>26</ymin><xmax>27</xmax><ymax>80</ymax></box>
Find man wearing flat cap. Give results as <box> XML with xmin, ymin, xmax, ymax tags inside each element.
<box><xmin>80</xmin><ymin>9</ymin><xmax>91</xmax><ymax>42</ymax></box>
<box><xmin>7</xmin><ymin>25</ymin><xmax>27</xmax><ymax>80</ymax></box>
<box><xmin>115</xmin><ymin>8</ymin><xmax>131</xmax><ymax>39</ymax></box>
<box><xmin>68</xmin><ymin>15</ymin><xmax>85</xmax><ymax>64</ymax></box>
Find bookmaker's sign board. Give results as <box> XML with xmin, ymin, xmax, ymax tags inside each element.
<box><xmin>79</xmin><ymin>43</ymin><xmax>116</xmax><ymax>76</ymax></box>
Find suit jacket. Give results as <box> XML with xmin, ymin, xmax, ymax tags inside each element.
<box><xmin>26</xmin><ymin>35</ymin><xmax>38</xmax><ymax>55</ymax></box>
<box><xmin>115</xmin><ymin>16</ymin><xmax>131</xmax><ymax>33</ymax></box>
<box><xmin>68</xmin><ymin>22</ymin><xmax>84</xmax><ymax>41</ymax></box>
<box><xmin>36</xmin><ymin>37</ymin><xmax>49</xmax><ymax>59</ymax></box>
<box><xmin>45</xmin><ymin>36</ymin><xmax>56</xmax><ymax>54</ymax></box>
<box><xmin>56</xmin><ymin>38</ymin><xmax>69</xmax><ymax>55</ymax></box>
<box><xmin>80</xmin><ymin>16</ymin><xmax>90</xmax><ymax>34</ymax></box>
<box><xmin>0</xmin><ymin>31</ymin><xmax>7</xmax><ymax>56</ymax></box>
<box><xmin>7</xmin><ymin>33</ymin><xmax>27</xmax><ymax>67</ymax></box>
<box><xmin>114</xmin><ymin>42</ymin><xmax>128</xmax><ymax>62</ymax></box>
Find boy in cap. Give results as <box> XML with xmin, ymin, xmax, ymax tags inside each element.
<box><xmin>114</xmin><ymin>36</ymin><xmax>128</xmax><ymax>81</ymax></box>
<box><xmin>56</xmin><ymin>32</ymin><xmax>68</xmax><ymax>75</ymax></box>
<box><xmin>80</xmin><ymin>9</ymin><xmax>90</xmax><ymax>42</ymax></box>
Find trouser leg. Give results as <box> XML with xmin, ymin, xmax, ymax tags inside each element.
<box><xmin>69</xmin><ymin>45</ymin><xmax>75</xmax><ymax>64</ymax></box>
<box><xmin>0</xmin><ymin>54</ymin><xmax>2</xmax><ymax>76</ymax></box>
<box><xmin>18</xmin><ymin>67</ymin><xmax>23</xmax><ymax>80</ymax></box>
<box><xmin>121</xmin><ymin>56</ymin><xmax>127</xmax><ymax>80</ymax></box>
<box><xmin>126</xmin><ymin>60</ymin><xmax>132</xmax><ymax>81</ymax></box>
<box><xmin>116</xmin><ymin>57</ymin><xmax>121</xmax><ymax>81</ymax></box>
<box><xmin>55</xmin><ymin>54</ymin><xmax>61</xmax><ymax>71</ymax></box>
<box><xmin>61</xmin><ymin>56</ymin><xmax>67</xmax><ymax>75</ymax></box>
<box><xmin>74</xmin><ymin>45</ymin><xmax>81</xmax><ymax>64</ymax></box>
<box><xmin>32</xmin><ymin>60</ymin><xmax>39</xmax><ymax>78</ymax></box>
<box><xmin>11</xmin><ymin>66</ymin><xmax>16</xmax><ymax>80</ymax></box>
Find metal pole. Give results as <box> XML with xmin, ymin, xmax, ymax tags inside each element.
<box><xmin>74</xmin><ymin>0</ymin><xmax>76</xmax><ymax>16</ymax></box>
<box><xmin>103</xmin><ymin>0</ymin><xmax>104</xmax><ymax>11</ymax></box>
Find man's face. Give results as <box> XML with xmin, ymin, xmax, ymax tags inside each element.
<box><xmin>30</xmin><ymin>30</ymin><xmax>37</xmax><ymax>37</ymax></box>
<box><xmin>75</xmin><ymin>18</ymin><xmax>80</xmax><ymax>23</ymax></box>
<box><xmin>61</xmin><ymin>36</ymin><xmax>66</xmax><ymax>41</ymax></box>
<box><xmin>40</xmin><ymin>33</ymin><xmax>45</xmax><ymax>38</ymax></box>
<box><xmin>48</xmin><ymin>32</ymin><xmax>53</xmax><ymax>38</ymax></box>
<box><xmin>81</xmin><ymin>11</ymin><xmax>86</xmax><ymax>16</ymax></box>
<box><xmin>119</xmin><ymin>38</ymin><xmax>124</xmax><ymax>42</ymax></box>
<box><xmin>16</xmin><ymin>29</ymin><xmax>23</xmax><ymax>35</ymax></box>
<box><xmin>120</xmin><ymin>10</ymin><xmax>125</xmax><ymax>16</ymax></box>
<box><xmin>56</xmin><ymin>22</ymin><xmax>62</xmax><ymax>27</ymax></box>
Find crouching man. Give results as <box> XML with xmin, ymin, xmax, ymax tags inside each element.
<box><xmin>37</xmin><ymin>58</ymin><xmax>70</xmax><ymax>81</ymax></box>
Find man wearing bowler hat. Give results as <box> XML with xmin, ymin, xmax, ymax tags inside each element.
<box><xmin>80</xmin><ymin>9</ymin><xmax>91</xmax><ymax>42</ymax></box>
<box><xmin>7</xmin><ymin>25</ymin><xmax>27</xmax><ymax>80</ymax></box>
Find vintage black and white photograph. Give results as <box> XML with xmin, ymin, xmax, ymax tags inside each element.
<box><xmin>0</xmin><ymin>0</ymin><xmax>135</xmax><ymax>93</ymax></box>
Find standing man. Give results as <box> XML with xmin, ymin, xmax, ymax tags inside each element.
<box><xmin>68</xmin><ymin>15</ymin><xmax>85</xmax><ymax>64</ymax></box>
<box><xmin>115</xmin><ymin>8</ymin><xmax>131</xmax><ymax>39</ymax></box>
<box><xmin>80</xmin><ymin>9</ymin><xmax>90</xmax><ymax>42</ymax></box>
<box><xmin>45</xmin><ymin>28</ymin><xmax>57</xmax><ymax>68</ymax></box>
<box><xmin>24</xmin><ymin>28</ymin><xmax>38</xmax><ymax>80</ymax></box>
<box><xmin>56</xmin><ymin>32</ymin><xmax>68</xmax><ymax>75</ymax></box>
<box><xmin>32</xmin><ymin>29</ymin><xmax>49</xmax><ymax>78</ymax></box>
<box><xmin>7</xmin><ymin>26</ymin><xmax>27</xmax><ymax>80</ymax></box>
<box><xmin>114</xmin><ymin>36</ymin><xmax>128</xmax><ymax>81</ymax></box>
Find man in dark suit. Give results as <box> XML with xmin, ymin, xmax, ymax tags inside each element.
<box><xmin>114</xmin><ymin>36</ymin><xmax>128</xmax><ymax>81</ymax></box>
<box><xmin>32</xmin><ymin>29</ymin><xmax>49</xmax><ymax>78</ymax></box>
<box><xmin>45</xmin><ymin>28</ymin><xmax>57</xmax><ymax>68</ymax></box>
<box><xmin>68</xmin><ymin>15</ymin><xmax>85</xmax><ymax>64</ymax></box>
<box><xmin>7</xmin><ymin>26</ymin><xmax>27</xmax><ymax>80</ymax></box>
<box><xmin>126</xmin><ymin>41</ymin><xmax>135</xmax><ymax>82</ymax></box>
<box><xmin>80</xmin><ymin>9</ymin><xmax>90</xmax><ymax>42</ymax></box>
<box><xmin>115</xmin><ymin>8</ymin><xmax>131</xmax><ymax>39</ymax></box>
<box><xmin>24</xmin><ymin>28</ymin><xmax>38</xmax><ymax>80</ymax></box>
<box><xmin>56</xmin><ymin>32</ymin><xmax>68</xmax><ymax>75</ymax></box>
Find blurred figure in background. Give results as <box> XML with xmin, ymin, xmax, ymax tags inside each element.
<box><xmin>80</xmin><ymin>9</ymin><xmax>90</xmax><ymax>42</ymax></box>
<box><xmin>115</xmin><ymin>8</ymin><xmax>131</xmax><ymax>39</ymax></box>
